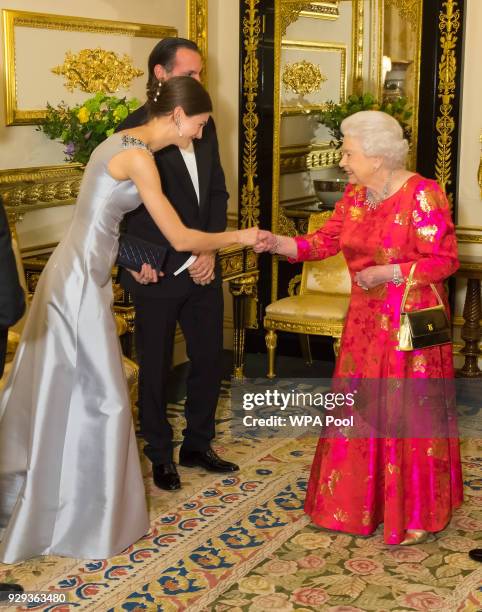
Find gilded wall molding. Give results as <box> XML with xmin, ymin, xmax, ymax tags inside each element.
<box><xmin>351</xmin><ymin>0</ymin><xmax>364</xmax><ymax>94</ymax></box>
<box><xmin>281</xmin><ymin>1</ymin><xmax>339</xmax><ymax>36</ymax></box>
<box><xmin>280</xmin><ymin>143</ymin><xmax>342</xmax><ymax>173</ymax></box>
<box><xmin>435</xmin><ymin>0</ymin><xmax>460</xmax><ymax>198</ymax></box>
<box><xmin>385</xmin><ymin>0</ymin><xmax>419</xmax><ymax>32</ymax></box>
<box><xmin>0</xmin><ymin>164</ymin><xmax>83</xmax><ymax>224</ymax></box>
<box><xmin>187</xmin><ymin>0</ymin><xmax>208</xmax><ymax>85</ymax></box>
<box><xmin>280</xmin><ymin>1</ymin><xmax>312</xmax><ymax>36</ymax></box>
<box><xmin>371</xmin><ymin>0</ymin><xmax>384</xmax><ymax>97</ymax></box>
<box><xmin>300</xmin><ymin>2</ymin><xmax>339</xmax><ymax>21</ymax></box>
<box><xmin>272</xmin><ymin>0</ymin><xmax>283</xmax><ymax>302</ymax></box>
<box><xmin>456</xmin><ymin>226</ymin><xmax>482</xmax><ymax>244</ymax></box>
<box><xmin>240</xmin><ymin>0</ymin><xmax>262</xmax><ymax>229</ymax></box>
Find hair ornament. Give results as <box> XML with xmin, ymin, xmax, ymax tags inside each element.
<box><xmin>153</xmin><ymin>80</ymin><xmax>162</xmax><ymax>102</ymax></box>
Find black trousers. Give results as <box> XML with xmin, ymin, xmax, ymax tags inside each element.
<box><xmin>133</xmin><ymin>284</ymin><xmax>224</xmax><ymax>464</ymax></box>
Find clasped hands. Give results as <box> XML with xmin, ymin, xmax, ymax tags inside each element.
<box><xmin>130</xmin><ymin>251</ymin><xmax>215</xmax><ymax>285</ymax></box>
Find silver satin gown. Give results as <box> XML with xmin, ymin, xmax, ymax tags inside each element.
<box><xmin>0</xmin><ymin>134</ymin><xmax>150</xmax><ymax>563</ymax></box>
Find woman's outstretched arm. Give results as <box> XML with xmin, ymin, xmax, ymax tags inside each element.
<box><xmin>110</xmin><ymin>149</ymin><xmax>258</xmax><ymax>250</ymax></box>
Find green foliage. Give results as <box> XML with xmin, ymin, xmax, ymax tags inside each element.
<box><xmin>317</xmin><ymin>93</ymin><xmax>412</xmax><ymax>147</ymax></box>
<box><xmin>37</xmin><ymin>93</ymin><xmax>141</xmax><ymax>165</ymax></box>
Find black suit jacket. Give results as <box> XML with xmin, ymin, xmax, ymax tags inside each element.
<box><xmin>116</xmin><ymin>106</ymin><xmax>228</xmax><ymax>297</ymax></box>
<box><xmin>0</xmin><ymin>199</ymin><xmax>26</xmax><ymax>376</ymax></box>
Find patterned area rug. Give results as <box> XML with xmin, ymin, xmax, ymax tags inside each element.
<box><xmin>0</xmin><ymin>384</ymin><xmax>481</xmax><ymax>612</ymax></box>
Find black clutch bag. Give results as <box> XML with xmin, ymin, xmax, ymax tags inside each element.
<box><xmin>397</xmin><ymin>263</ymin><xmax>451</xmax><ymax>351</ymax></box>
<box><xmin>116</xmin><ymin>233</ymin><xmax>168</xmax><ymax>273</ymax></box>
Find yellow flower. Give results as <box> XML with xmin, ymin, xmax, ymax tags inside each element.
<box><xmin>77</xmin><ymin>107</ymin><xmax>90</xmax><ymax>123</ymax></box>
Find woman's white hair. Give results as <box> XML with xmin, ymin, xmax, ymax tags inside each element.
<box><xmin>340</xmin><ymin>110</ymin><xmax>409</xmax><ymax>169</ymax></box>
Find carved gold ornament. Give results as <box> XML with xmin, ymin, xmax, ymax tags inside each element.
<box><xmin>385</xmin><ymin>0</ymin><xmax>420</xmax><ymax>32</ymax></box>
<box><xmin>0</xmin><ymin>164</ymin><xmax>83</xmax><ymax>225</ymax></box>
<box><xmin>188</xmin><ymin>0</ymin><xmax>208</xmax><ymax>85</ymax></box>
<box><xmin>281</xmin><ymin>1</ymin><xmax>312</xmax><ymax>36</ymax></box>
<box><xmin>240</xmin><ymin>0</ymin><xmax>261</xmax><ymax>229</ymax></box>
<box><xmin>282</xmin><ymin>60</ymin><xmax>326</xmax><ymax>96</ymax></box>
<box><xmin>301</xmin><ymin>2</ymin><xmax>339</xmax><ymax>20</ymax></box>
<box><xmin>435</xmin><ymin>0</ymin><xmax>460</xmax><ymax>199</ymax></box>
<box><xmin>281</xmin><ymin>2</ymin><xmax>339</xmax><ymax>35</ymax></box>
<box><xmin>52</xmin><ymin>48</ymin><xmax>144</xmax><ymax>93</ymax></box>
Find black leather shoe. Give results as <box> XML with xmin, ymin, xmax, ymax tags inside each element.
<box><xmin>468</xmin><ymin>548</ymin><xmax>482</xmax><ymax>562</ymax></box>
<box><xmin>152</xmin><ymin>463</ymin><xmax>181</xmax><ymax>491</ymax></box>
<box><xmin>0</xmin><ymin>583</ymin><xmax>23</xmax><ymax>603</ymax></box>
<box><xmin>179</xmin><ymin>447</ymin><xmax>239</xmax><ymax>473</ymax></box>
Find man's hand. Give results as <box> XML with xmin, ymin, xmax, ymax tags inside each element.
<box><xmin>189</xmin><ymin>251</ymin><xmax>216</xmax><ymax>285</ymax></box>
<box><xmin>129</xmin><ymin>263</ymin><xmax>163</xmax><ymax>284</ymax></box>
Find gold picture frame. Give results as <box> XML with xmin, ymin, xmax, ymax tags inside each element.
<box><xmin>2</xmin><ymin>9</ymin><xmax>178</xmax><ymax>126</ymax></box>
<box><xmin>280</xmin><ymin>40</ymin><xmax>347</xmax><ymax>115</ymax></box>
<box><xmin>300</xmin><ymin>1</ymin><xmax>340</xmax><ymax>20</ymax></box>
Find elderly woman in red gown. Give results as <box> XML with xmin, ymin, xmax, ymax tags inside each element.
<box><xmin>255</xmin><ymin>110</ymin><xmax>463</xmax><ymax>545</ymax></box>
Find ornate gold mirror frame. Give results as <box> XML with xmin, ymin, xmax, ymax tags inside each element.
<box><xmin>270</xmin><ymin>0</ymin><xmax>424</xmax><ymax>303</ymax></box>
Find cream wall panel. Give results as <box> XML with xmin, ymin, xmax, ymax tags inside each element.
<box><xmin>208</xmin><ymin>0</ymin><xmax>239</xmax><ymax>349</ymax></box>
<box><xmin>457</xmin><ymin>0</ymin><xmax>482</xmax><ymax>230</ymax></box>
<box><xmin>454</xmin><ymin>0</ymin><xmax>482</xmax><ymax>326</ymax></box>
<box><xmin>207</xmin><ymin>0</ymin><xmax>239</xmax><ymax>218</ymax></box>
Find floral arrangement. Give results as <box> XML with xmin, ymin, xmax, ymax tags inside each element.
<box><xmin>317</xmin><ymin>93</ymin><xmax>412</xmax><ymax>147</ymax></box>
<box><xmin>38</xmin><ymin>92</ymin><xmax>141</xmax><ymax>165</ymax></box>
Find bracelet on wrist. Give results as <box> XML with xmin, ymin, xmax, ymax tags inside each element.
<box><xmin>270</xmin><ymin>235</ymin><xmax>281</xmax><ymax>254</ymax></box>
<box><xmin>392</xmin><ymin>264</ymin><xmax>403</xmax><ymax>287</ymax></box>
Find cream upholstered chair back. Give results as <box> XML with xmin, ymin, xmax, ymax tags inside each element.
<box><xmin>300</xmin><ymin>211</ymin><xmax>351</xmax><ymax>296</ymax></box>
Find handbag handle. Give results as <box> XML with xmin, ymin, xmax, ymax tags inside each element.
<box><xmin>400</xmin><ymin>263</ymin><xmax>446</xmax><ymax>312</ymax></box>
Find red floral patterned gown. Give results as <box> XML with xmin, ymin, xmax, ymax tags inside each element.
<box><xmin>294</xmin><ymin>175</ymin><xmax>463</xmax><ymax>544</ymax></box>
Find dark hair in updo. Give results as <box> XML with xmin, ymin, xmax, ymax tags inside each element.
<box><xmin>147</xmin><ymin>37</ymin><xmax>200</xmax><ymax>91</ymax></box>
<box><xmin>146</xmin><ymin>76</ymin><xmax>212</xmax><ymax>119</ymax></box>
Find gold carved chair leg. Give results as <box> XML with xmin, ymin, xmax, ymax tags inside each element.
<box><xmin>333</xmin><ymin>337</ymin><xmax>341</xmax><ymax>357</ymax></box>
<box><xmin>299</xmin><ymin>334</ymin><xmax>312</xmax><ymax>366</ymax></box>
<box><xmin>265</xmin><ymin>329</ymin><xmax>277</xmax><ymax>378</ymax></box>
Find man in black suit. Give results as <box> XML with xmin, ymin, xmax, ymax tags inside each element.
<box><xmin>0</xmin><ymin>196</ymin><xmax>25</xmax><ymax>599</ymax></box>
<box><xmin>117</xmin><ymin>38</ymin><xmax>238</xmax><ymax>490</ymax></box>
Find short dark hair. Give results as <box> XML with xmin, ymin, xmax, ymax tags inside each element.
<box><xmin>146</xmin><ymin>76</ymin><xmax>212</xmax><ymax>119</ymax></box>
<box><xmin>147</xmin><ymin>37</ymin><xmax>200</xmax><ymax>90</ymax></box>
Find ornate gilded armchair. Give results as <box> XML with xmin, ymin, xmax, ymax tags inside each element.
<box><xmin>0</xmin><ymin>233</ymin><xmax>139</xmax><ymax>420</ymax></box>
<box><xmin>264</xmin><ymin>211</ymin><xmax>351</xmax><ymax>378</ymax></box>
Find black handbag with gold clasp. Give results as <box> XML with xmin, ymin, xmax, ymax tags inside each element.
<box><xmin>397</xmin><ymin>263</ymin><xmax>452</xmax><ymax>351</ymax></box>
